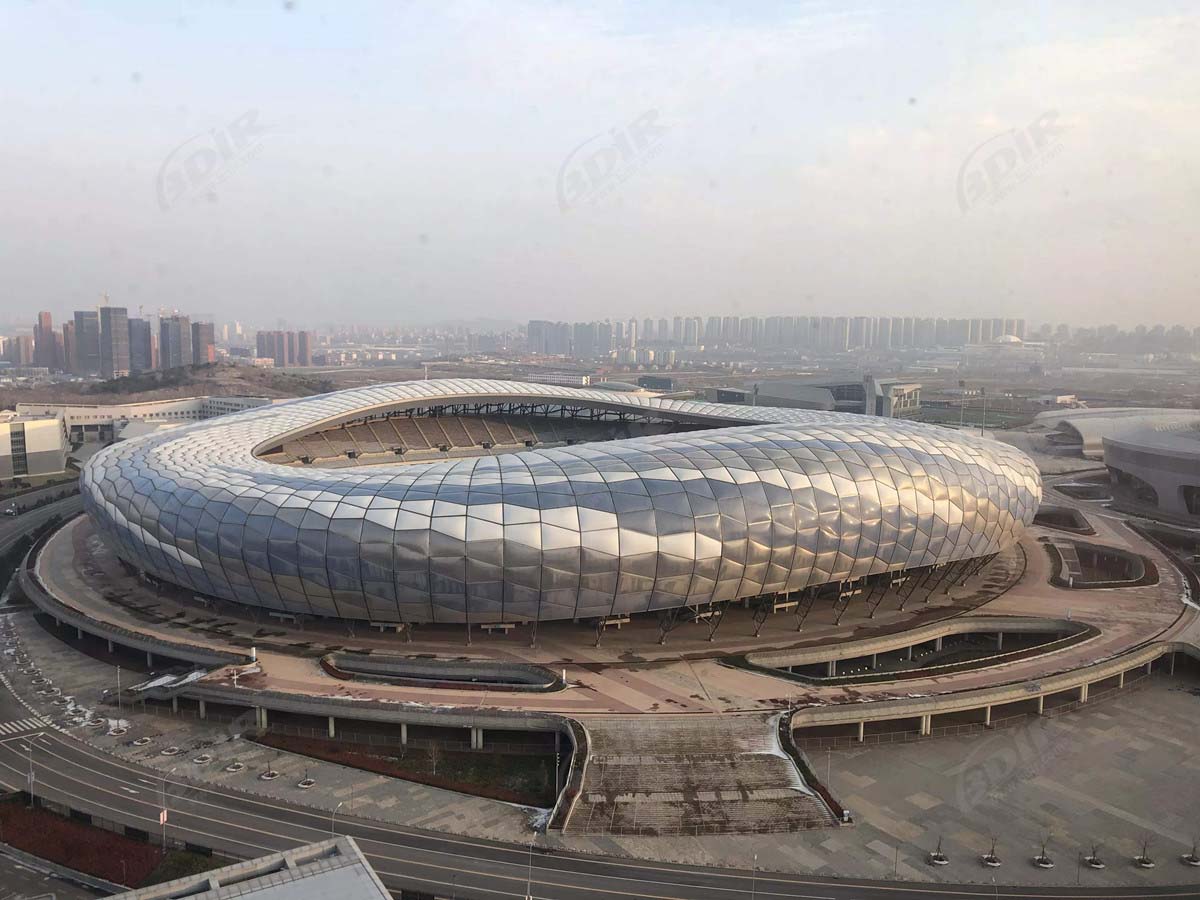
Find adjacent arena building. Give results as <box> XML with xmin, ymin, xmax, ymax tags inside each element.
<box><xmin>1105</xmin><ymin>425</ymin><xmax>1200</xmax><ymax>525</ymax></box>
<box><xmin>81</xmin><ymin>379</ymin><xmax>1041</xmax><ymax>625</ymax></box>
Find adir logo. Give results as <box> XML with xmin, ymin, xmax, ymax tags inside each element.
<box><xmin>156</xmin><ymin>110</ymin><xmax>268</xmax><ymax>212</ymax></box>
<box><xmin>956</xmin><ymin>111</ymin><xmax>1064</xmax><ymax>214</ymax></box>
<box><xmin>556</xmin><ymin>109</ymin><xmax>668</xmax><ymax>213</ymax></box>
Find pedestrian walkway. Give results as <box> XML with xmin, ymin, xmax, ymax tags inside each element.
<box><xmin>568</xmin><ymin>713</ymin><xmax>836</xmax><ymax>835</ymax></box>
<box><xmin>0</xmin><ymin>716</ymin><xmax>46</xmax><ymax>735</ymax></box>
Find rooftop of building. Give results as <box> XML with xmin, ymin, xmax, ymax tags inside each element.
<box><xmin>108</xmin><ymin>837</ymin><xmax>390</xmax><ymax>900</ymax></box>
<box><xmin>0</xmin><ymin>409</ymin><xmax>64</xmax><ymax>424</ymax></box>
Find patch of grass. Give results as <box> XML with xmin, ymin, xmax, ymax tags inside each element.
<box><xmin>0</xmin><ymin>796</ymin><xmax>162</xmax><ymax>886</ymax></box>
<box><xmin>141</xmin><ymin>849</ymin><xmax>233</xmax><ymax>886</ymax></box>
<box><xmin>254</xmin><ymin>733</ymin><xmax>557</xmax><ymax>807</ymax></box>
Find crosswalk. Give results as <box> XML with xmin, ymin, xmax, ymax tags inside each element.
<box><xmin>0</xmin><ymin>717</ymin><xmax>46</xmax><ymax>735</ymax></box>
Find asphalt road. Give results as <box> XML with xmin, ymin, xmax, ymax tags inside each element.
<box><xmin>0</xmin><ymin>493</ymin><xmax>82</xmax><ymax>556</ymax></box>
<box><xmin>1</xmin><ymin>501</ymin><xmax>1199</xmax><ymax>899</ymax></box>
<box><xmin>3</xmin><ymin>695</ymin><xmax>1200</xmax><ymax>900</ymax></box>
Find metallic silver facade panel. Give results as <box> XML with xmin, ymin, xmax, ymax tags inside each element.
<box><xmin>81</xmin><ymin>380</ymin><xmax>1042</xmax><ymax>623</ymax></box>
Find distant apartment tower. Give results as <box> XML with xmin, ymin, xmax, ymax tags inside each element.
<box><xmin>3</xmin><ymin>335</ymin><xmax>34</xmax><ymax>366</ymax></box>
<box><xmin>256</xmin><ymin>330</ymin><xmax>288</xmax><ymax>368</ymax></box>
<box><xmin>191</xmin><ymin>321</ymin><xmax>216</xmax><ymax>365</ymax></box>
<box><xmin>33</xmin><ymin>311</ymin><xmax>57</xmax><ymax>370</ymax></box>
<box><xmin>128</xmin><ymin>318</ymin><xmax>153</xmax><ymax>373</ymax></box>
<box><xmin>99</xmin><ymin>306</ymin><xmax>130</xmax><ymax>378</ymax></box>
<box><xmin>526</xmin><ymin>320</ymin><xmax>570</xmax><ymax>355</ymax></box>
<box><xmin>297</xmin><ymin>330</ymin><xmax>313</xmax><ymax>366</ymax></box>
<box><xmin>159</xmin><ymin>315</ymin><xmax>192</xmax><ymax>370</ymax></box>
<box><xmin>61</xmin><ymin>321</ymin><xmax>76</xmax><ymax>373</ymax></box>
<box><xmin>72</xmin><ymin>310</ymin><xmax>101</xmax><ymax>375</ymax></box>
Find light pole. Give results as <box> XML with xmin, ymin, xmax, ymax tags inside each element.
<box><xmin>525</xmin><ymin>837</ymin><xmax>535</xmax><ymax>900</ymax></box>
<box><xmin>116</xmin><ymin>665</ymin><xmax>122</xmax><ymax>718</ymax></box>
<box><xmin>750</xmin><ymin>853</ymin><xmax>758</xmax><ymax>900</ymax></box>
<box><xmin>331</xmin><ymin>800</ymin><xmax>344</xmax><ymax>836</ymax></box>
<box><xmin>26</xmin><ymin>740</ymin><xmax>33</xmax><ymax>808</ymax></box>
<box><xmin>161</xmin><ymin>766</ymin><xmax>177</xmax><ymax>850</ymax></box>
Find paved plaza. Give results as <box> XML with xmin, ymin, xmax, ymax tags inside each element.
<box><xmin>6</xmin><ymin>604</ymin><xmax>1200</xmax><ymax>886</ymax></box>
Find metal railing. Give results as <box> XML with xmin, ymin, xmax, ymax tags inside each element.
<box><xmin>135</xmin><ymin>702</ymin><xmax>555</xmax><ymax>755</ymax></box>
<box><xmin>794</xmin><ymin>670</ymin><xmax>1159</xmax><ymax>750</ymax></box>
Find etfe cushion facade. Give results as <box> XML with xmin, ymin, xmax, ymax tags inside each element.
<box><xmin>81</xmin><ymin>380</ymin><xmax>1042</xmax><ymax>624</ymax></box>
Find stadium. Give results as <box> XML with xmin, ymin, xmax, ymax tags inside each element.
<box><xmin>80</xmin><ymin>379</ymin><xmax>1042</xmax><ymax>625</ymax></box>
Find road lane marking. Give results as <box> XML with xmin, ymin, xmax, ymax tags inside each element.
<box><xmin>0</xmin><ymin>745</ymin><xmax>1195</xmax><ymax>900</ymax></box>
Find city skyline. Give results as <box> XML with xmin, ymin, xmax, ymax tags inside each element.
<box><xmin>2</xmin><ymin>3</ymin><xmax>1198</xmax><ymax>326</ymax></box>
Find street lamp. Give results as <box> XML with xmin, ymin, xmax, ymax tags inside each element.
<box><xmin>161</xmin><ymin>766</ymin><xmax>177</xmax><ymax>850</ymax></box>
<box><xmin>25</xmin><ymin>740</ymin><xmax>34</xmax><ymax>808</ymax></box>
<box><xmin>525</xmin><ymin>837</ymin><xmax>535</xmax><ymax>900</ymax></box>
<box><xmin>331</xmin><ymin>800</ymin><xmax>344</xmax><ymax>837</ymax></box>
<box><xmin>750</xmin><ymin>853</ymin><xmax>758</xmax><ymax>900</ymax></box>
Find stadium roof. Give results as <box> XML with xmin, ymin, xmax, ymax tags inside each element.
<box><xmin>82</xmin><ymin>379</ymin><xmax>1040</xmax><ymax>624</ymax></box>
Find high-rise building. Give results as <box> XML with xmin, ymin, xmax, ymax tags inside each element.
<box><xmin>61</xmin><ymin>321</ymin><xmax>76</xmax><ymax>373</ymax></box>
<box><xmin>849</xmin><ymin>316</ymin><xmax>869</xmax><ymax>349</ymax></box>
<box><xmin>159</xmin><ymin>315</ymin><xmax>192</xmax><ymax>369</ymax></box>
<box><xmin>571</xmin><ymin>322</ymin><xmax>596</xmax><ymax>360</ymax></box>
<box><xmin>191</xmin><ymin>321</ymin><xmax>216</xmax><ymax>365</ymax></box>
<box><xmin>297</xmin><ymin>330</ymin><xmax>313</xmax><ymax>367</ymax></box>
<box><xmin>33</xmin><ymin>311</ymin><xmax>57</xmax><ymax>370</ymax></box>
<box><xmin>256</xmin><ymin>330</ymin><xmax>287</xmax><ymax>367</ymax></box>
<box><xmin>526</xmin><ymin>320</ymin><xmax>570</xmax><ymax>355</ymax></box>
<box><xmin>73</xmin><ymin>310</ymin><xmax>101</xmax><ymax>375</ymax></box>
<box><xmin>128</xmin><ymin>318</ymin><xmax>153</xmax><ymax>373</ymax></box>
<box><xmin>4</xmin><ymin>335</ymin><xmax>34</xmax><ymax>366</ymax></box>
<box><xmin>99</xmin><ymin>306</ymin><xmax>130</xmax><ymax>378</ymax></box>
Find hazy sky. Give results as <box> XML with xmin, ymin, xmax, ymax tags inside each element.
<box><xmin>2</xmin><ymin>1</ymin><xmax>1197</xmax><ymax>328</ymax></box>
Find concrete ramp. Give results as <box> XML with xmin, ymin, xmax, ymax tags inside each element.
<box><xmin>566</xmin><ymin>713</ymin><xmax>836</xmax><ymax>835</ymax></box>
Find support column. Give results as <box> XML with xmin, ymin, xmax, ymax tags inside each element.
<box><xmin>400</xmin><ymin>723</ymin><xmax>408</xmax><ymax>746</ymax></box>
<box><xmin>106</xmin><ymin>639</ymin><xmax>114</xmax><ymax>653</ymax></box>
<box><xmin>827</xmin><ymin>659</ymin><xmax>837</xmax><ymax>677</ymax></box>
<box><xmin>256</xmin><ymin>707</ymin><xmax>268</xmax><ymax>729</ymax></box>
<box><xmin>1078</xmin><ymin>683</ymin><xmax>1089</xmax><ymax>703</ymax></box>
<box><xmin>857</xmin><ymin>721</ymin><xmax>865</xmax><ymax>742</ymax></box>
<box><xmin>934</xmin><ymin>636</ymin><xmax>943</xmax><ymax>652</ymax></box>
<box><xmin>906</xmin><ymin>645</ymin><xmax>914</xmax><ymax>661</ymax></box>
<box><xmin>328</xmin><ymin>716</ymin><xmax>336</xmax><ymax>738</ymax></box>
<box><xmin>171</xmin><ymin>696</ymin><xmax>178</xmax><ymax>714</ymax></box>
<box><xmin>1118</xmin><ymin>671</ymin><xmax>1125</xmax><ymax>688</ymax></box>
<box><xmin>76</xmin><ymin>626</ymin><xmax>84</xmax><ymax>640</ymax></box>
<box><xmin>146</xmin><ymin>651</ymin><xmax>154</xmax><ymax>668</ymax></box>
<box><xmin>470</xmin><ymin>726</ymin><xmax>484</xmax><ymax>750</ymax></box>
<box><xmin>198</xmin><ymin>700</ymin><xmax>206</xmax><ymax>720</ymax></box>
<box><xmin>1036</xmin><ymin>694</ymin><xmax>1045</xmax><ymax>715</ymax></box>
<box><xmin>984</xmin><ymin>705</ymin><xmax>992</xmax><ymax>727</ymax></box>
<box><xmin>919</xmin><ymin>714</ymin><xmax>932</xmax><ymax>736</ymax></box>
<box><xmin>869</xmin><ymin>653</ymin><xmax>877</xmax><ymax>669</ymax></box>
<box><xmin>1170</xmin><ymin>652</ymin><xmax>1176</xmax><ymax>675</ymax></box>
<box><xmin>1145</xmin><ymin>660</ymin><xmax>1153</xmax><ymax>675</ymax></box>
<box><xmin>996</xmin><ymin>632</ymin><xmax>1004</xmax><ymax>650</ymax></box>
